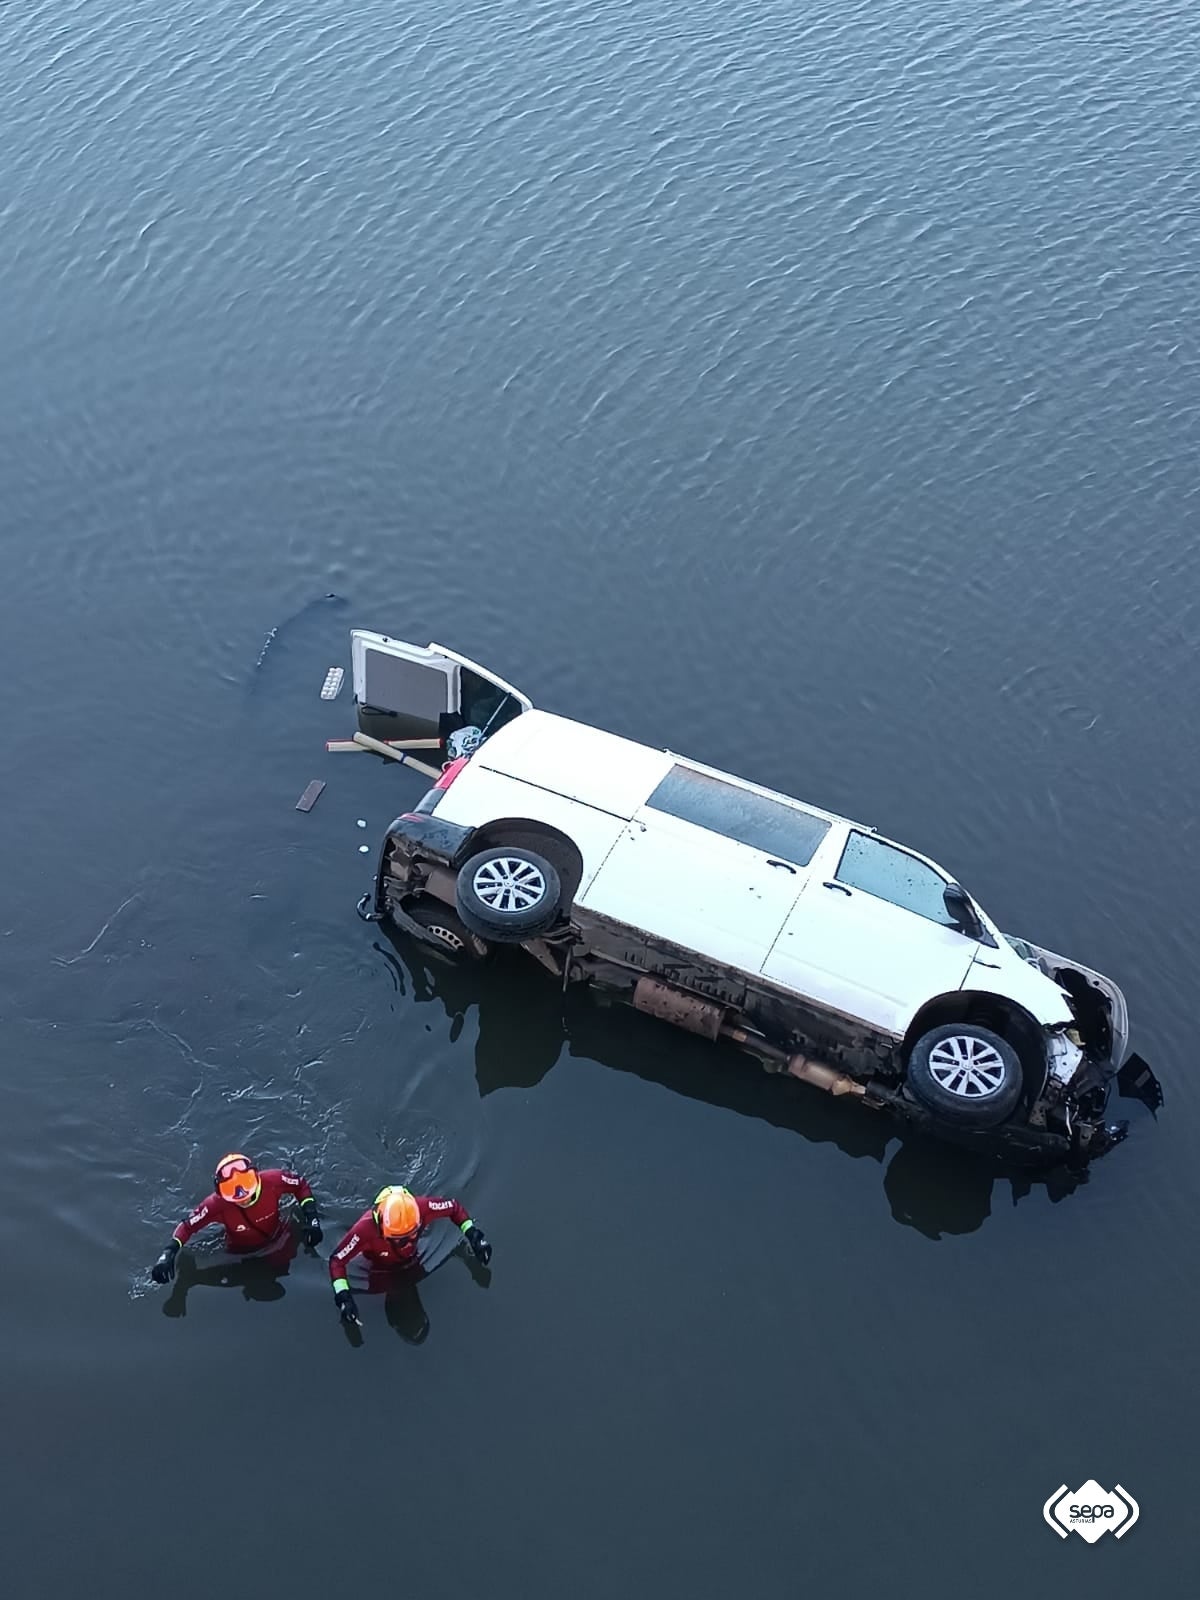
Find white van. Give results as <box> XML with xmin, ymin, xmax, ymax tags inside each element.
<box><xmin>352</xmin><ymin>631</ymin><xmax>1159</xmax><ymax>1166</ymax></box>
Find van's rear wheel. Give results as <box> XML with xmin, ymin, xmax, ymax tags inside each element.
<box><xmin>906</xmin><ymin>1024</ymin><xmax>1023</xmax><ymax>1127</ymax></box>
<box><xmin>456</xmin><ymin>847</ymin><xmax>561</xmax><ymax>942</ymax></box>
<box><xmin>405</xmin><ymin>898</ymin><xmax>489</xmax><ymax>961</ymax></box>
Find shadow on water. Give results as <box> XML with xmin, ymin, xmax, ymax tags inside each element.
<box><xmin>372</xmin><ymin>925</ymin><xmax>1092</xmax><ymax>1241</ymax></box>
<box><xmin>162</xmin><ymin>1233</ymin><xmax>302</xmax><ymax>1318</ymax></box>
<box><xmin>161</xmin><ymin>1217</ymin><xmax>488</xmax><ymax>1342</ymax></box>
<box><xmin>340</xmin><ymin>1251</ymin><xmax>491</xmax><ymax>1349</ymax></box>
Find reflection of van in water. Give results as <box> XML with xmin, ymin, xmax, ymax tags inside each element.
<box><xmin>352</xmin><ymin>631</ymin><xmax>1160</xmax><ymax>1167</ymax></box>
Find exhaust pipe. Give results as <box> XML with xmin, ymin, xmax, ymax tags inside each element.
<box><xmin>785</xmin><ymin>1053</ymin><xmax>865</xmax><ymax>1097</ymax></box>
<box><xmin>632</xmin><ymin>976</ymin><xmax>726</xmax><ymax>1040</ymax></box>
<box><xmin>632</xmin><ymin>978</ymin><xmax>865</xmax><ymax>1098</ymax></box>
<box><xmin>721</xmin><ymin>1025</ymin><xmax>862</xmax><ymax>1094</ymax></box>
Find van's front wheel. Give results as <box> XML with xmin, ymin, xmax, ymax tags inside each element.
<box><xmin>905</xmin><ymin>1024</ymin><xmax>1023</xmax><ymax>1127</ymax></box>
<box><xmin>456</xmin><ymin>847</ymin><xmax>561</xmax><ymax>942</ymax></box>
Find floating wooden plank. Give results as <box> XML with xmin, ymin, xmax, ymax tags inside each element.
<box><xmin>325</xmin><ymin>736</ymin><xmax>441</xmax><ymax>754</ymax></box>
<box><xmin>295</xmin><ymin>779</ymin><xmax>326</xmax><ymax>812</ymax></box>
<box><xmin>352</xmin><ymin>732</ymin><xmax>440</xmax><ymax>779</ymax></box>
<box><xmin>320</xmin><ymin>667</ymin><xmax>345</xmax><ymax>701</ymax></box>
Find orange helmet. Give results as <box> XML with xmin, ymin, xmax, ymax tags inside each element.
<box><xmin>215</xmin><ymin>1152</ymin><xmax>261</xmax><ymax>1207</ymax></box>
<box><xmin>374</xmin><ymin>1185</ymin><xmax>420</xmax><ymax>1240</ymax></box>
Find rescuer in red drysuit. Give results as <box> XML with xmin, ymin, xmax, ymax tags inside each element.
<box><xmin>328</xmin><ymin>1184</ymin><xmax>491</xmax><ymax>1327</ymax></box>
<box><xmin>149</xmin><ymin>1152</ymin><xmax>322</xmax><ymax>1284</ymax></box>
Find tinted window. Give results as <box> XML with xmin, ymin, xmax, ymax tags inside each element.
<box><xmin>646</xmin><ymin>765</ymin><xmax>830</xmax><ymax>866</ymax></box>
<box><xmin>459</xmin><ymin>668</ymin><xmax>524</xmax><ymax>738</ymax></box>
<box><xmin>835</xmin><ymin>831</ymin><xmax>955</xmax><ymax>924</ymax></box>
<box><xmin>362</xmin><ymin>652</ymin><xmax>449</xmax><ymax>720</ymax></box>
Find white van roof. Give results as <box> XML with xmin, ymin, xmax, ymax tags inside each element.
<box><xmin>475</xmin><ymin>710</ymin><xmax>673</xmax><ymax>820</ymax></box>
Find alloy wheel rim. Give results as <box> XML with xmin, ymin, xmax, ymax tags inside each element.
<box><xmin>927</xmin><ymin>1035</ymin><xmax>1008</xmax><ymax>1098</ymax></box>
<box><xmin>473</xmin><ymin>856</ymin><xmax>547</xmax><ymax>914</ymax></box>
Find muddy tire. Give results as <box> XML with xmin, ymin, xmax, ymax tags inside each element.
<box><xmin>455</xmin><ymin>847</ymin><xmax>561</xmax><ymax>942</ymax></box>
<box><xmin>906</xmin><ymin>1024</ymin><xmax>1023</xmax><ymax>1127</ymax></box>
<box><xmin>405</xmin><ymin>898</ymin><xmax>489</xmax><ymax>961</ymax></box>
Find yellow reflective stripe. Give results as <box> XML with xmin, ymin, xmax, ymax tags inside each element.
<box><xmin>459</xmin><ymin>1219</ymin><xmax>475</xmax><ymax>1235</ymax></box>
<box><xmin>332</xmin><ymin>1277</ymin><xmax>350</xmax><ymax>1294</ymax></box>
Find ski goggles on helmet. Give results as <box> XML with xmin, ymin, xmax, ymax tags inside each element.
<box><xmin>215</xmin><ymin>1154</ymin><xmax>261</xmax><ymax>1205</ymax></box>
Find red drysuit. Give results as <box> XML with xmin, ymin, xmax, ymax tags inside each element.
<box><xmin>329</xmin><ymin>1195</ymin><xmax>471</xmax><ymax>1282</ymax></box>
<box><xmin>172</xmin><ymin>1169</ymin><xmax>314</xmax><ymax>1255</ymax></box>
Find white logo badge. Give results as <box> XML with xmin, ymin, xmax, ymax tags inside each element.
<box><xmin>1043</xmin><ymin>1482</ymin><xmax>1139</xmax><ymax>1542</ymax></box>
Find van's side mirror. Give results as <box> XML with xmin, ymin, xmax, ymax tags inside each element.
<box><xmin>943</xmin><ymin>884</ymin><xmax>985</xmax><ymax>941</ymax></box>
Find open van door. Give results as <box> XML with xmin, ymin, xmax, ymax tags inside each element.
<box><xmin>351</xmin><ymin>632</ymin><xmax>532</xmax><ymax>745</ymax></box>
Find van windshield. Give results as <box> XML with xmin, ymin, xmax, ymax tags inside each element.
<box><xmin>646</xmin><ymin>765</ymin><xmax>830</xmax><ymax>866</ymax></box>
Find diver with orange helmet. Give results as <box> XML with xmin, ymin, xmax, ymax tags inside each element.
<box><xmin>149</xmin><ymin>1152</ymin><xmax>322</xmax><ymax>1284</ymax></box>
<box><xmin>328</xmin><ymin>1184</ymin><xmax>491</xmax><ymax>1326</ymax></box>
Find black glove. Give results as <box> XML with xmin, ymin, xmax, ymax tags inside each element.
<box><xmin>334</xmin><ymin>1289</ymin><xmax>361</xmax><ymax>1327</ymax></box>
<box><xmin>300</xmin><ymin>1207</ymin><xmax>323</xmax><ymax>1247</ymax></box>
<box><xmin>463</xmin><ymin>1225</ymin><xmax>492</xmax><ymax>1266</ymax></box>
<box><xmin>151</xmin><ymin>1242</ymin><xmax>180</xmax><ymax>1285</ymax></box>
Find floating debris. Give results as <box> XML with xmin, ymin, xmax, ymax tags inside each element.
<box><xmin>295</xmin><ymin>780</ymin><xmax>326</xmax><ymax>813</ymax></box>
<box><xmin>321</xmin><ymin>666</ymin><xmax>345</xmax><ymax>701</ymax></box>
<box><xmin>326</xmin><ymin>736</ymin><xmax>440</xmax><ymax>754</ymax></box>
<box><xmin>351</xmin><ymin>731</ymin><xmax>441</xmax><ymax>778</ymax></box>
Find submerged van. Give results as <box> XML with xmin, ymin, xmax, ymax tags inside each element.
<box><xmin>352</xmin><ymin>631</ymin><xmax>1160</xmax><ymax>1166</ymax></box>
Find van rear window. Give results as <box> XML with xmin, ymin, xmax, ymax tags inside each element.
<box><xmin>646</xmin><ymin>765</ymin><xmax>830</xmax><ymax>866</ymax></box>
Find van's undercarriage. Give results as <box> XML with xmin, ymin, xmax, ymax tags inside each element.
<box><xmin>365</xmin><ymin>813</ymin><xmax>1154</xmax><ymax>1170</ymax></box>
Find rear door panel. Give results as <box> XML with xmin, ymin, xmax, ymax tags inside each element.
<box><xmin>350</xmin><ymin>632</ymin><xmax>531</xmax><ymax>744</ymax></box>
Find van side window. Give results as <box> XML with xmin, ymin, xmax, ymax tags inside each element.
<box><xmin>646</xmin><ymin>765</ymin><xmax>830</xmax><ymax>866</ymax></box>
<box><xmin>835</xmin><ymin>832</ymin><xmax>955</xmax><ymax>924</ymax></box>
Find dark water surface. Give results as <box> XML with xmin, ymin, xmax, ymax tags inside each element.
<box><xmin>2</xmin><ymin>1</ymin><xmax>1198</xmax><ymax>1594</ymax></box>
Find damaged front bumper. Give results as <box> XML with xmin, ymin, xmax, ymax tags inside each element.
<box><xmin>1007</xmin><ymin>935</ymin><xmax>1130</xmax><ymax>1072</ymax></box>
<box><xmin>999</xmin><ymin>934</ymin><xmax>1162</xmax><ymax>1160</ymax></box>
<box><xmin>865</xmin><ymin>1080</ymin><xmax>1131</xmax><ymax>1166</ymax></box>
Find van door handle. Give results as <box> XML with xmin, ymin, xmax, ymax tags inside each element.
<box><xmin>766</xmin><ymin>859</ymin><xmax>796</xmax><ymax>873</ymax></box>
<box><xmin>823</xmin><ymin>881</ymin><xmax>852</xmax><ymax>895</ymax></box>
